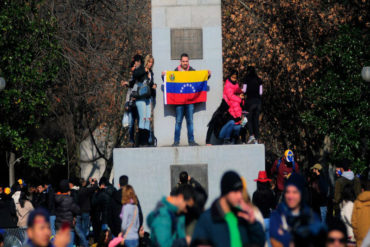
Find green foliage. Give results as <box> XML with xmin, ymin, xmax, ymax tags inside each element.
<box><xmin>0</xmin><ymin>0</ymin><xmax>65</xmax><ymax>168</ymax></box>
<box><xmin>302</xmin><ymin>25</ymin><xmax>369</xmax><ymax>173</ymax></box>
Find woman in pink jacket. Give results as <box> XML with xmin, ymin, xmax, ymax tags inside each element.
<box><xmin>220</xmin><ymin>70</ymin><xmax>244</xmax><ymax>144</ymax></box>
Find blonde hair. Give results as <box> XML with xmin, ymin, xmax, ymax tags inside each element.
<box><xmin>241</xmin><ymin>177</ymin><xmax>251</xmax><ymax>203</ymax></box>
<box><xmin>144</xmin><ymin>54</ymin><xmax>154</xmax><ymax>69</ymax></box>
<box><xmin>121</xmin><ymin>185</ymin><xmax>138</xmax><ymax>205</ymax></box>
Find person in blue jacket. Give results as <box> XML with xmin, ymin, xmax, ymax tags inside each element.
<box><xmin>191</xmin><ymin>171</ymin><xmax>265</xmax><ymax>247</ymax></box>
<box><xmin>269</xmin><ymin>173</ymin><xmax>327</xmax><ymax>247</ymax></box>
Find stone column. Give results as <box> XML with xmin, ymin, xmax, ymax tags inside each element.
<box><xmin>152</xmin><ymin>0</ymin><xmax>223</xmax><ymax>146</ymax></box>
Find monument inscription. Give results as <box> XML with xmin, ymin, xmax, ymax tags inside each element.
<box><xmin>171</xmin><ymin>28</ymin><xmax>203</xmax><ymax>60</ymax></box>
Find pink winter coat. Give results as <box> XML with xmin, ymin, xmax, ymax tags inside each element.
<box><xmin>223</xmin><ymin>79</ymin><xmax>243</xmax><ymax>119</ymax></box>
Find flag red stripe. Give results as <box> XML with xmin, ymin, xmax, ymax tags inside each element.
<box><xmin>166</xmin><ymin>91</ymin><xmax>207</xmax><ymax>105</ymax></box>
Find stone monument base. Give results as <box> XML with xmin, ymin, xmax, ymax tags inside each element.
<box><xmin>113</xmin><ymin>144</ymin><xmax>265</xmax><ymax>227</ymax></box>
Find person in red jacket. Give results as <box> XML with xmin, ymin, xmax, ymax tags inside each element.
<box><xmin>270</xmin><ymin>150</ymin><xmax>300</xmax><ymax>203</ymax></box>
<box><xmin>220</xmin><ymin>70</ymin><xmax>245</xmax><ymax>144</ymax></box>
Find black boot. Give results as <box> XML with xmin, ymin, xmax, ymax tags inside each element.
<box><xmin>137</xmin><ymin>129</ymin><xmax>144</xmax><ymax>147</ymax></box>
<box><xmin>142</xmin><ymin>129</ymin><xmax>149</xmax><ymax>147</ymax></box>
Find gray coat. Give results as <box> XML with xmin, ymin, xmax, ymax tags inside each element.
<box><xmin>121</xmin><ymin>203</ymin><xmax>140</xmax><ymax>240</ymax></box>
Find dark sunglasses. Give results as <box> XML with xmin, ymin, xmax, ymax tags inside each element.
<box><xmin>327</xmin><ymin>237</ymin><xmax>346</xmax><ymax>244</ymax></box>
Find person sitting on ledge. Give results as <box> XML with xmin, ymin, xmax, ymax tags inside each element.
<box><xmin>220</xmin><ymin>70</ymin><xmax>246</xmax><ymax>144</ymax></box>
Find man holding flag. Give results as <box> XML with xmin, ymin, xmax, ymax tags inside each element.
<box><xmin>162</xmin><ymin>53</ymin><xmax>211</xmax><ymax>146</ymax></box>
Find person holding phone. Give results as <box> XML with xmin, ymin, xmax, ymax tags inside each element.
<box><xmin>191</xmin><ymin>171</ymin><xmax>265</xmax><ymax>247</ymax></box>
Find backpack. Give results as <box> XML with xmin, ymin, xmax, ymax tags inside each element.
<box><xmin>276</xmin><ymin>159</ymin><xmax>296</xmax><ymax>173</ymax></box>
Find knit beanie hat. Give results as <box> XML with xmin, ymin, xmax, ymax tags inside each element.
<box><xmin>59</xmin><ymin>179</ymin><xmax>70</xmax><ymax>193</ymax></box>
<box><xmin>221</xmin><ymin>171</ymin><xmax>243</xmax><ymax>196</ymax></box>
<box><xmin>284</xmin><ymin>173</ymin><xmax>305</xmax><ymax>195</ymax></box>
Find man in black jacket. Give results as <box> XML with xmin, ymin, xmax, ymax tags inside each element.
<box><xmin>191</xmin><ymin>171</ymin><xmax>265</xmax><ymax>247</ymax></box>
<box><xmin>54</xmin><ymin>179</ymin><xmax>80</xmax><ymax>246</ymax></box>
<box><xmin>308</xmin><ymin>163</ymin><xmax>329</xmax><ymax>223</ymax></box>
<box><xmin>91</xmin><ymin>177</ymin><xmax>111</xmax><ymax>242</ymax></box>
<box><xmin>77</xmin><ymin>178</ymin><xmax>98</xmax><ymax>239</ymax></box>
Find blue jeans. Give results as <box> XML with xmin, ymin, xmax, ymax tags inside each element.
<box><xmin>136</xmin><ymin>98</ymin><xmax>151</xmax><ymax>130</ymax></box>
<box><xmin>128</xmin><ymin>108</ymin><xmax>138</xmax><ymax>143</ymax></box>
<box><xmin>124</xmin><ymin>239</ymin><xmax>139</xmax><ymax>247</ymax></box>
<box><xmin>68</xmin><ymin>230</ymin><xmax>75</xmax><ymax>247</ymax></box>
<box><xmin>219</xmin><ymin>120</ymin><xmax>241</xmax><ymax>140</ymax></box>
<box><xmin>320</xmin><ymin>206</ymin><xmax>327</xmax><ymax>223</ymax></box>
<box><xmin>264</xmin><ymin>218</ymin><xmax>272</xmax><ymax>247</ymax></box>
<box><xmin>174</xmin><ymin>104</ymin><xmax>194</xmax><ymax>143</ymax></box>
<box><xmin>50</xmin><ymin>215</ymin><xmax>56</xmax><ymax>236</ymax></box>
<box><xmin>75</xmin><ymin>216</ymin><xmax>89</xmax><ymax>247</ymax></box>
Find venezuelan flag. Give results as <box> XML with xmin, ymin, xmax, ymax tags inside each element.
<box><xmin>164</xmin><ymin>70</ymin><xmax>208</xmax><ymax>105</ymax></box>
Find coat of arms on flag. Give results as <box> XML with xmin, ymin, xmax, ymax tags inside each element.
<box><xmin>164</xmin><ymin>70</ymin><xmax>208</xmax><ymax>105</ymax></box>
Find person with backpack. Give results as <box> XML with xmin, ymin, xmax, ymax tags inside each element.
<box><xmin>270</xmin><ymin>150</ymin><xmax>300</xmax><ymax>203</ymax></box>
<box><xmin>333</xmin><ymin>160</ymin><xmax>361</xmax><ymax>215</ymax></box>
<box><xmin>171</xmin><ymin>171</ymin><xmax>208</xmax><ymax>236</ymax></box>
<box><xmin>147</xmin><ymin>184</ymin><xmax>196</xmax><ymax>247</ymax></box>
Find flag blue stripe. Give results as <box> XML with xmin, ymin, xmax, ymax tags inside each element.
<box><xmin>166</xmin><ymin>81</ymin><xmax>207</xmax><ymax>94</ymax></box>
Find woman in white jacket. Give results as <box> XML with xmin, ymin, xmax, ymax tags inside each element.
<box><xmin>16</xmin><ymin>191</ymin><xmax>34</xmax><ymax>228</ymax></box>
<box><xmin>339</xmin><ymin>184</ymin><xmax>356</xmax><ymax>245</ymax></box>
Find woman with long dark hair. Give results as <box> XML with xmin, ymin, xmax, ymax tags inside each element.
<box><xmin>242</xmin><ymin>66</ymin><xmax>262</xmax><ymax>144</ymax></box>
<box><xmin>16</xmin><ymin>190</ymin><xmax>34</xmax><ymax>227</ymax></box>
<box><xmin>252</xmin><ymin>171</ymin><xmax>276</xmax><ymax>247</ymax></box>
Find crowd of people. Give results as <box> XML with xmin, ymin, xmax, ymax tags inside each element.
<box><xmin>0</xmin><ymin>154</ymin><xmax>369</xmax><ymax>247</ymax></box>
<box><xmin>0</xmin><ymin>53</ymin><xmax>369</xmax><ymax>247</ymax></box>
<box><xmin>121</xmin><ymin>52</ymin><xmax>262</xmax><ymax>147</ymax></box>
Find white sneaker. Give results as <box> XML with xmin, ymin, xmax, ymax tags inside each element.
<box><xmin>247</xmin><ymin>136</ymin><xmax>255</xmax><ymax>144</ymax></box>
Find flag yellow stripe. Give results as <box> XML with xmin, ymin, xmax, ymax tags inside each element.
<box><xmin>166</xmin><ymin>70</ymin><xmax>208</xmax><ymax>83</ymax></box>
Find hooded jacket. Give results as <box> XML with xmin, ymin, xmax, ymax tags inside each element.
<box><xmin>333</xmin><ymin>171</ymin><xmax>361</xmax><ymax>205</ymax></box>
<box><xmin>351</xmin><ymin>191</ymin><xmax>370</xmax><ymax>247</ymax></box>
<box><xmin>54</xmin><ymin>193</ymin><xmax>80</xmax><ymax>229</ymax></box>
<box><xmin>147</xmin><ymin>197</ymin><xmax>187</xmax><ymax>247</ymax></box>
<box><xmin>191</xmin><ymin>199</ymin><xmax>265</xmax><ymax>247</ymax></box>
<box><xmin>270</xmin><ymin>158</ymin><xmax>300</xmax><ymax>191</ymax></box>
<box><xmin>223</xmin><ymin>79</ymin><xmax>243</xmax><ymax>120</ymax></box>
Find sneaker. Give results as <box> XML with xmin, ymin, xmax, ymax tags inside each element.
<box><xmin>172</xmin><ymin>142</ymin><xmax>179</xmax><ymax>147</ymax></box>
<box><xmin>189</xmin><ymin>141</ymin><xmax>199</xmax><ymax>146</ymax></box>
<box><xmin>247</xmin><ymin>136</ymin><xmax>256</xmax><ymax>144</ymax></box>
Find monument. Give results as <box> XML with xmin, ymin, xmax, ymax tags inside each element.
<box><xmin>152</xmin><ymin>0</ymin><xmax>223</xmax><ymax>146</ymax></box>
<box><xmin>113</xmin><ymin>0</ymin><xmax>265</xmax><ymax>227</ymax></box>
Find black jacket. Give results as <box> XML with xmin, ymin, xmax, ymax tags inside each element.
<box><xmin>78</xmin><ymin>184</ymin><xmax>98</xmax><ymax>213</ymax></box>
<box><xmin>32</xmin><ymin>191</ymin><xmax>47</xmax><ymax>209</ymax></box>
<box><xmin>92</xmin><ymin>188</ymin><xmax>111</xmax><ymax>225</ymax></box>
<box><xmin>206</xmin><ymin>99</ymin><xmax>232</xmax><ymax>144</ymax></box>
<box><xmin>191</xmin><ymin>199</ymin><xmax>265</xmax><ymax>247</ymax></box>
<box><xmin>252</xmin><ymin>189</ymin><xmax>276</xmax><ymax>218</ymax></box>
<box><xmin>54</xmin><ymin>194</ymin><xmax>80</xmax><ymax>229</ymax></box>
<box><xmin>0</xmin><ymin>195</ymin><xmax>17</xmax><ymax>228</ymax></box>
<box><xmin>47</xmin><ymin>186</ymin><xmax>56</xmax><ymax>215</ymax></box>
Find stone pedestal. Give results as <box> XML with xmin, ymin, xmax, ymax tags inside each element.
<box><xmin>152</xmin><ymin>0</ymin><xmax>223</xmax><ymax>146</ymax></box>
<box><xmin>113</xmin><ymin>144</ymin><xmax>265</xmax><ymax>228</ymax></box>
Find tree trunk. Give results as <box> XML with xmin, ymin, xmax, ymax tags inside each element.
<box><xmin>9</xmin><ymin>152</ymin><xmax>15</xmax><ymax>187</ymax></box>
